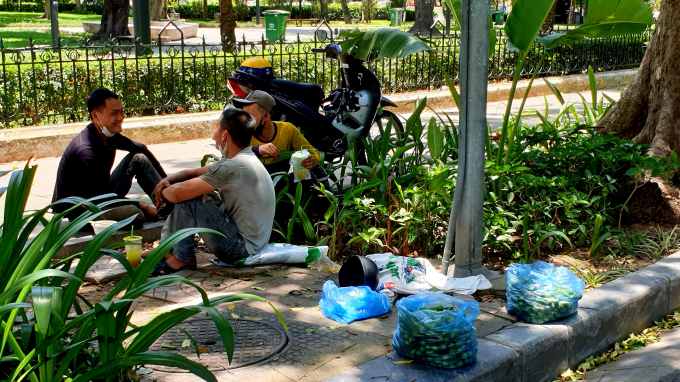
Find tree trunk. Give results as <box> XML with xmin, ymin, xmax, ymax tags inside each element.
<box><xmin>340</xmin><ymin>0</ymin><xmax>352</xmax><ymax>24</ymax></box>
<box><xmin>203</xmin><ymin>0</ymin><xmax>209</xmax><ymax>19</ymax></box>
<box><xmin>150</xmin><ymin>0</ymin><xmax>164</xmax><ymax>21</ymax></box>
<box><xmin>91</xmin><ymin>0</ymin><xmax>131</xmax><ymax>41</ymax></box>
<box><xmin>220</xmin><ymin>0</ymin><xmax>237</xmax><ymax>44</ymax></box>
<box><xmin>540</xmin><ymin>1</ymin><xmax>556</xmax><ymax>34</ymax></box>
<box><xmin>75</xmin><ymin>0</ymin><xmax>83</xmax><ymax>12</ymax></box>
<box><xmin>320</xmin><ymin>0</ymin><xmax>329</xmax><ymax>22</ymax></box>
<box><xmin>408</xmin><ymin>0</ymin><xmax>439</xmax><ymax>36</ymax></box>
<box><xmin>599</xmin><ymin>0</ymin><xmax>680</xmax><ymax>158</ymax></box>
<box><xmin>567</xmin><ymin>0</ymin><xmax>576</xmax><ymax>24</ymax></box>
<box><xmin>44</xmin><ymin>0</ymin><xmax>51</xmax><ymax>20</ymax></box>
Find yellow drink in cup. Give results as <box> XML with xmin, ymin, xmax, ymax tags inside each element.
<box><xmin>124</xmin><ymin>236</ymin><xmax>143</xmax><ymax>268</ymax></box>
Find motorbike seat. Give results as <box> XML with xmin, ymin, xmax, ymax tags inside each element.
<box><xmin>270</xmin><ymin>78</ymin><xmax>325</xmax><ymax>111</ymax></box>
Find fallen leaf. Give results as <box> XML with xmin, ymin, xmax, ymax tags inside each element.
<box><xmin>161</xmin><ymin>344</ymin><xmax>177</xmax><ymax>350</ymax></box>
<box><xmin>312</xmin><ymin>306</ymin><xmax>320</xmax><ymax>311</ymax></box>
<box><xmin>244</xmin><ymin>315</ymin><xmax>263</xmax><ymax>320</ymax></box>
<box><xmin>290</xmin><ymin>307</ymin><xmax>305</xmax><ymax>311</ymax></box>
<box><xmin>251</xmin><ymin>286</ymin><xmax>266</xmax><ymax>291</ymax></box>
<box><xmin>198</xmin><ymin>345</ymin><xmax>208</xmax><ymax>353</ymax></box>
<box><xmin>305</xmin><ymin>329</ymin><xmax>317</xmax><ymax>333</ymax></box>
<box><xmin>393</xmin><ymin>360</ymin><xmax>413</xmax><ymax>364</ymax></box>
<box><xmin>330</xmin><ymin>326</ymin><xmax>336</xmax><ymax>329</ymax></box>
<box><xmin>227</xmin><ymin>304</ymin><xmax>235</xmax><ymax>310</ymax></box>
<box><xmin>137</xmin><ymin>368</ymin><xmax>152</xmax><ymax>375</ymax></box>
<box><xmin>304</xmin><ymin>294</ymin><xmax>313</xmax><ymax>298</ymax></box>
<box><xmin>214</xmin><ymin>282</ymin><xmax>221</xmax><ymax>287</ymax></box>
<box><xmin>231</xmin><ymin>313</ymin><xmax>240</xmax><ymax>319</ymax></box>
<box><xmin>240</xmin><ymin>277</ymin><xmax>252</xmax><ymax>281</ymax></box>
<box><xmin>182</xmin><ymin>339</ymin><xmax>191</xmax><ymax>348</ymax></box>
<box><xmin>147</xmin><ymin>311</ymin><xmax>160</xmax><ymax>314</ymax></box>
<box><xmin>481</xmin><ymin>295</ymin><xmax>494</xmax><ymax>302</ymax></box>
<box><xmin>179</xmin><ymin>142</ymin><xmax>187</xmax><ymax>144</ymax></box>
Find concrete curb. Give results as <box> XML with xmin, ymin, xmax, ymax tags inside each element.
<box><xmin>0</xmin><ymin>70</ymin><xmax>637</xmax><ymax>164</ymax></box>
<box><xmin>325</xmin><ymin>251</ymin><xmax>680</xmax><ymax>382</ymax></box>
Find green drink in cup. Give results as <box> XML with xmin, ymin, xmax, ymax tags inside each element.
<box><xmin>124</xmin><ymin>235</ymin><xmax>143</xmax><ymax>268</ymax></box>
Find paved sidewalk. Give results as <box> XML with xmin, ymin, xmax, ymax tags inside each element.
<box><xmin>582</xmin><ymin>327</ymin><xmax>680</xmax><ymax>382</ymax></box>
<box><xmin>0</xmin><ymin>87</ymin><xmax>621</xmax><ymax>224</ymax></box>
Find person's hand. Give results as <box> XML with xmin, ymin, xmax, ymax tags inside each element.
<box><xmin>154</xmin><ymin>178</ymin><xmax>171</xmax><ymax>209</ymax></box>
<box><xmin>302</xmin><ymin>155</ymin><xmax>314</xmax><ymax>169</ymax></box>
<box><xmin>139</xmin><ymin>203</ymin><xmax>158</xmax><ymax>219</ymax></box>
<box><xmin>258</xmin><ymin>143</ymin><xmax>279</xmax><ymax>160</ymax></box>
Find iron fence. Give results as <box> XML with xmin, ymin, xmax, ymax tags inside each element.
<box><xmin>0</xmin><ymin>26</ymin><xmax>651</xmax><ymax>128</ymax></box>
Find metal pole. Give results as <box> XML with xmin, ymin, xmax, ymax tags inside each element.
<box><xmin>441</xmin><ymin>0</ymin><xmax>493</xmax><ymax>277</ymax></box>
<box><xmin>133</xmin><ymin>0</ymin><xmax>151</xmax><ymax>55</ymax></box>
<box><xmin>445</xmin><ymin>4</ymin><xmax>451</xmax><ymax>35</ymax></box>
<box><xmin>49</xmin><ymin>0</ymin><xmax>59</xmax><ymax>48</ymax></box>
<box><xmin>256</xmin><ymin>0</ymin><xmax>261</xmax><ymax>24</ymax></box>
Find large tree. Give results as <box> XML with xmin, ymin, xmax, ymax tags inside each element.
<box><xmin>540</xmin><ymin>0</ymin><xmax>557</xmax><ymax>34</ymax></box>
<box><xmin>220</xmin><ymin>0</ymin><xmax>237</xmax><ymax>44</ymax></box>
<box><xmin>91</xmin><ymin>0</ymin><xmax>131</xmax><ymax>41</ymax></box>
<box><xmin>599</xmin><ymin>0</ymin><xmax>679</xmax><ymax>158</ymax></box>
<box><xmin>408</xmin><ymin>0</ymin><xmax>439</xmax><ymax>35</ymax></box>
<box><xmin>598</xmin><ymin>0</ymin><xmax>680</xmax><ymax>223</ymax></box>
<box><xmin>320</xmin><ymin>0</ymin><xmax>329</xmax><ymax>22</ymax></box>
<box><xmin>150</xmin><ymin>0</ymin><xmax>164</xmax><ymax>21</ymax></box>
<box><xmin>340</xmin><ymin>0</ymin><xmax>352</xmax><ymax>24</ymax></box>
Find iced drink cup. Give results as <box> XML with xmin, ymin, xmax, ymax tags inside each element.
<box><xmin>291</xmin><ymin>149</ymin><xmax>310</xmax><ymax>182</ymax></box>
<box><xmin>124</xmin><ymin>236</ymin><xmax>142</xmax><ymax>268</ymax></box>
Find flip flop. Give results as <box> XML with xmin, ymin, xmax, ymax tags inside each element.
<box><xmin>151</xmin><ymin>260</ymin><xmax>197</xmax><ymax>277</ymax></box>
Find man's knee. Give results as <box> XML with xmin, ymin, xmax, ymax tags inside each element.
<box><xmin>131</xmin><ymin>153</ymin><xmax>152</xmax><ymax>165</ymax></box>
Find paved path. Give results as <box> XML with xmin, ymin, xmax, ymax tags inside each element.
<box><xmin>582</xmin><ymin>327</ymin><xmax>680</xmax><ymax>382</ymax></box>
<box><xmin>0</xmin><ymin>87</ymin><xmax>621</xmax><ymax>223</ymax></box>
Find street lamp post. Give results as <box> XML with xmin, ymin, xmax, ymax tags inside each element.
<box><xmin>440</xmin><ymin>0</ymin><xmax>494</xmax><ymax>278</ymax></box>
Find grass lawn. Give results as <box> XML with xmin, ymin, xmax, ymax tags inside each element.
<box><xmin>188</xmin><ymin>18</ymin><xmax>413</xmax><ymax>29</ymax></box>
<box><xmin>0</xmin><ymin>12</ymin><xmax>100</xmax><ymax>28</ymax></box>
<box><xmin>0</xmin><ymin>29</ymin><xmax>86</xmax><ymax>49</ymax></box>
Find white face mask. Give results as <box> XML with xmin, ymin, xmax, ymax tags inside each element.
<box><xmin>96</xmin><ymin>113</ymin><xmax>115</xmax><ymax>138</ymax></box>
<box><xmin>215</xmin><ymin>133</ymin><xmax>229</xmax><ymax>157</ymax></box>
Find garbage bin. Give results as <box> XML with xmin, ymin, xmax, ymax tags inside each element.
<box><xmin>389</xmin><ymin>8</ymin><xmax>404</xmax><ymax>27</ymax></box>
<box><xmin>493</xmin><ymin>11</ymin><xmax>504</xmax><ymax>25</ymax></box>
<box><xmin>264</xmin><ymin>10</ymin><xmax>290</xmax><ymax>43</ymax></box>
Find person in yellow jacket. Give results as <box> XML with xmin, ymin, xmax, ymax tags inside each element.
<box><xmin>233</xmin><ymin>90</ymin><xmax>322</xmax><ymax>175</ymax></box>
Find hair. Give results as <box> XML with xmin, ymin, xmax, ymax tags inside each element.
<box><xmin>87</xmin><ymin>88</ymin><xmax>120</xmax><ymax>119</ymax></box>
<box><xmin>219</xmin><ymin>108</ymin><xmax>255</xmax><ymax>147</ymax></box>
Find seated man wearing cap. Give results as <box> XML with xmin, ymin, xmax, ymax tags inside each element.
<box><xmin>233</xmin><ymin>90</ymin><xmax>322</xmax><ymax>176</ymax></box>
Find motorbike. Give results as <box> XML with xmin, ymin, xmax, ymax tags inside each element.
<box><xmin>226</xmin><ymin>27</ymin><xmax>404</xmax><ymax>164</ymax></box>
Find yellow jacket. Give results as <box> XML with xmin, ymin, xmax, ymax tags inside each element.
<box><xmin>250</xmin><ymin>121</ymin><xmax>321</xmax><ymax>167</ymax></box>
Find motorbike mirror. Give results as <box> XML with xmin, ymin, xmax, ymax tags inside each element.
<box><xmin>315</xmin><ymin>29</ymin><xmax>328</xmax><ymax>42</ymax></box>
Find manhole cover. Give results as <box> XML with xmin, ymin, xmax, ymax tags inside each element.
<box><xmin>148</xmin><ymin>318</ymin><xmax>288</xmax><ymax>372</ymax></box>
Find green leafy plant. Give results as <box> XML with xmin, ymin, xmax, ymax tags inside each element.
<box><xmin>588</xmin><ymin>214</ymin><xmax>610</xmax><ymax>259</ymax></box>
<box><xmin>0</xmin><ymin>162</ymin><xmax>285</xmax><ymax>381</ymax></box>
<box><xmin>558</xmin><ymin>256</ymin><xmax>631</xmax><ymax>290</ymax></box>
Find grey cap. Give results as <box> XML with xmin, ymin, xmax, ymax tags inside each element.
<box><xmin>232</xmin><ymin>90</ymin><xmax>276</xmax><ymax>113</ymax></box>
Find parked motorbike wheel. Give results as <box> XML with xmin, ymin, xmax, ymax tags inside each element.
<box><xmin>358</xmin><ymin>110</ymin><xmax>405</xmax><ymax>165</ymax></box>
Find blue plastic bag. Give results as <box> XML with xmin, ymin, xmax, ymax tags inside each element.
<box><xmin>392</xmin><ymin>293</ymin><xmax>479</xmax><ymax>368</ymax></box>
<box><xmin>319</xmin><ymin>280</ymin><xmax>391</xmax><ymax>324</ymax></box>
<box><xmin>506</xmin><ymin>261</ymin><xmax>585</xmax><ymax>324</ymax></box>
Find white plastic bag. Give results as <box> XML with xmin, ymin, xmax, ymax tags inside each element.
<box><xmin>367</xmin><ymin>253</ymin><xmax>492</xmax><ymax>296</ymax></box>
<box><xmin>211</xmin><ymin>244</ymin><xmax>329</xmax><ymax>266</ymax></box>
<box><xmin>290</xmin><ymin>149</ymin><xmax>312</xmax><ymax>182</ymax></box>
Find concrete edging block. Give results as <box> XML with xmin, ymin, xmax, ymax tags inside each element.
<box><xmin>640</xmin><ymin>251</ymin><xmax>680</xmax><ymax>315</ymax></box>
<box><xmin>323</xmin><ymin>339</ymin><xmax>521</xmax><ymax>382</ymax></box>
<box><xmin>551</xmin><ymin>270</ymin><xmax>669</xmax><ymax>368</ymax></box>
<box><xmin>485</xmin><ymin>322</ymin><xmax>569</xmax><ymax>382</ymax></box>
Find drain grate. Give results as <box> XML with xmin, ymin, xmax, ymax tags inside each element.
<box><xmin>148</xmin><ymin>318</ymin><xmax>288</xmax><ymax>372</ymax></box>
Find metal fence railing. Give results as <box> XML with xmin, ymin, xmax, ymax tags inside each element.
<box><xmin>0</xmin><ymin>26</ymin><xmax>652</xmax><ymax>128</ymax></box>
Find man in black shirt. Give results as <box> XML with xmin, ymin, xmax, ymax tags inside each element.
<box><xmin>52</xmin><ymin>88</ymin><xmax>167</xmax><ymax>227</ymax></box>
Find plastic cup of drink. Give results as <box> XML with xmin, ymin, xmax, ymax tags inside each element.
<box><xmin>124</xmin><ymin>236</ymin><xmax>143</xmax><ymax>268</ymax></box>
<box><xmin>291</xmin><ymin>149</ymin><xmax>310</xmax><ymax>181</ymax></box>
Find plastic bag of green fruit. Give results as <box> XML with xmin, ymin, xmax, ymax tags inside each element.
<box><xmin>506</xmin><ymin>261</ymin><xmax>585</xmax><ymax>324</ymax></box>
<box><xmin>392</xmin><ymin>293</ymin><xmax>479</xmax><ymax>368</ymax></box>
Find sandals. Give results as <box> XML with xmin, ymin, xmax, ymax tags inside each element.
<box><xmin>151</xmin><ymin>260</ymin><xmax>197</xmax><ymax>277</ymax></box>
